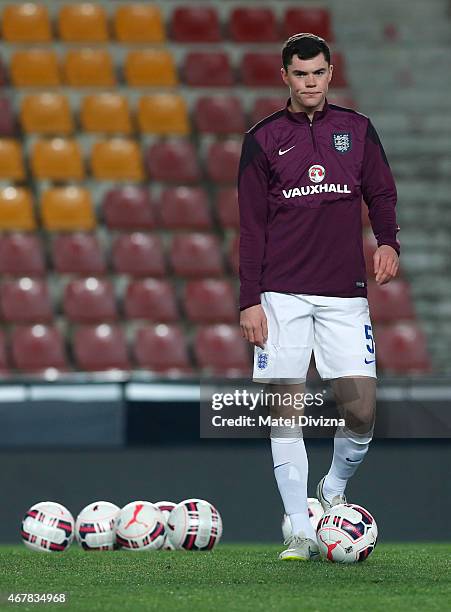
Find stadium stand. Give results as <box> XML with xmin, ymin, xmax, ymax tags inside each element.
<box><xmin>11</xmin><ymin>325</ymin><xmax>68</xmax><ymax>372</ymax></box>
<box><xmin>103</xmin><ymin>186</ymin><xmax>156</xmax><ymax>231</ymax></box>
<box><xmin>133</xmin><ymin>324</ymin><xmax>191</xmax><ymax>373</ymax></box>
<box><xmin>81</xmin><ymin>94</ymin><xmax>132</xmax><ymax>135</ymax></box>
<box><xmin>72</xmin><ymin>324</ymin><xmax>130</xmax><ymax>371</ymax></box>
<box><xmin>0</xmin><ymin>278</ymin><xmax>53</xmax><ymax>324</ymax></box>
<box><xmin>21</xmin><ymin>94</ymin><xmax>74</xmax><ymax>135</ymax></box>
<box><xmin>58</xmin><ymin>4</ymin><xmax>108</xmax><ymax>42</ymax></box>
<box><xmin>0</xmin><ymin>188</ymin><xmax>36</xmax><ymax>232</ymax></box>
<box><xmin>51</xmin><ymin>233</ymin><xmax>106</xmax><ymax>275</ymax></box>
<box><xmin>124</xmin><ymin>279</ymin><xmax>179</xmax><ymax>322</ymax></box>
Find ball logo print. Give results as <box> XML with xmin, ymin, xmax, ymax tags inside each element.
<box><xmin>21</xmin><ymin>502</ymin><xmax>74</xmax><ymax>553</ymax></box>
<box><xmin>308</xmin><ymin>164</ymin><xmax>326</xmax><ymax>183</ymax></box>
<box><xmin>115</xmin><ymin>501</ymin><xmax>166</xmax><ymax>551</ymax></box>
<box><xmin>167</xmin><ymin>499</ymin><xmax>223</xmax><ymax>551</ymax></box>
<box><xmin>75</xmin><ymin>501</ymin><xmax>120</xmax><ymax>551</ymax></box>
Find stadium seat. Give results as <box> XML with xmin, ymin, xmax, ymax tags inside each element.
<box><xmin>0</xmin><ymin>139</ymin><xmax>25</xmax><ymax>180</ymax></box>
<box><xmin>0</xmin><ymin>233</ymin><xmax>45</xmax><ymax>276</ymax></box>
<box><xmin>133</xmin><ymin>324</ymin><xmax>190</xmax><ymax>373</ymax></box>
<box><xmin>41</xmin><ymin>186</ymin><xmax>95</xmax><ymax>232</ymax></box>
<box><xmin>10</xmin><ymin>50</ymin><xmax>60</xmax><ymax>87</ymax></box>
<box><xmin>2</xmin><ymin>3</ymin><xmax>51</xmax><ymax>42</ymax></box>
<box><xmin>58</xmin><ymin>4</ymin><xmax>108</xmax><ymax>42</ymax></box>
<box><xmin>80</xmin><ymin>94</ymin><xmax>132</xmax><ymax>135</ymax></box>
<box><xmin>184</xmin><ymin>280</ymin><xmax>237</xmax><ymax>324</ymax></box>
<box><xmin>91</xmin><ymin>139</ymin><xmax>144</xmax><ymax>181</ymax></box>
<box><xmin>103</xmin><ymin>186</ymin><xmax>156</xmax><ymax>231</ymax></box>
<box><xmin>252</xmin><ymin>97</ymin><xmax>286</xmax><ymax>124</ymax></box>
<box><xmin>375</xmin><ymin>323</ymin><xmax>431</xmax><ymax>374</ymax></box>
<box><xmin>194</xmin><ymin>324</ymin><xmax>251</xmax><ymax>375</ymax></box>
<box><xmin>63</xmin><ymin>49</ymin><xmax>115</xmax><ymax>87</ymax></box>
<box><xmin>146</xmin><ymin>141</ymin><xmax>200</xmax><ymax>183</ymax></box>
<box><xmin>52</xmin><ymin>233</ymin><xmax>106</xmax><ymax>275</ymax></box>
<box><xmin>0</xmin><ymin>98</ymin><xmax>16</xmax><ymax>137</ymax></box>
<box><xmin>159</xmin><ymin>187</ymin><xmax>211</xmax><ymax>230</ymax></box>
<box><xmin>330</xmin><ymin>53</ymin><xmax>348</xmax><ymax>88</ymax></box>
<box><xmin>282</xmin><ymin>8</ymin><xmax>334</xmax><ymax>41</ymax></box>
<box><xmin>367</xmin><ymin>280</ymin><xmax>415</xmax><ymax>324</ymax></box>
<box><xmin>0</xmin><ymin>330</ymin><xmax>9</xmax><ymax>374</ymax></box>
<box><xmin>73</xmin><ymin>324</ymin><xmax>130</xmax><ymax>371</ymax></box>
<box><xmin>114</xmin><ymin>4</ymin><xmax>165</xmax><ymax>43</ymax></box>
<box><xmin>171</xmin><ymin>7</ymin><xmax>220</xmax><ymax>42</ymax></box>
<box><xmin>125</xmin><ymin>50</ymin><xmax>177</xmax><ymax>87</ymax></box>
<box><xmin>0</xmin><ymin>278</ymin><xmax>53</xmax><ymax>323</ymax></box>
<box><xmin>112</xmin><ymin>233</ymin><xmax>166</xmax><ymax>277</ymax></box>
<box><xmin>124</xmin><ymin>279</ymin><xmax>179</xmax><ymax>322</ymax></box>
<box><xmin>183</xmin><ymin>52</ymin><xmax>234</xmax><ymax>87</ymax></box>
<box><xmin>229</xmin><ymin>8</ymin><xmax>278</xmax><ymax>42</ymax></box>
<box><xmin>170</xmin><ymin>233</ymin><xmax>223</xmax><ymax>277</ymax></box>
<box><xmin>11</xmin><ymin>325</ymin><xmax>68</xmax><ymax>372</ymax></box>
<box><xmin>31</xmin><ymin>138</ymin><xmax>84</xmax><ymax>181</ymax></box>
<box><xmin>0</xmin><ymin>187</ymin><xmax>36</xmax><ymax>231</ymax></box>
<box><xmin>363</xmin><ymin>232</ymin><xmax>378</xmax><ymax>276</ymax></box>
<box><xmin>63</xmin><ymin>278</ymin><xmax>117</xmax><ymax>323</ymax></box>
<box><xmin>227</xmin><ymin>233</ymin><xmax>239</xmax><ymax>275</ymax></box>
<box><xmin>206</xmin><ymin>141</ymin><xmax>241</xmax><ymax>184</ymax></box>
<box><xmin>20</xmin><ymin>93</ymin><xmax>73</xmax><ymax>135</ymax></box>
<box><xmin>241</xmin><ymin>53</ymin><xmax>283</xmax><ymax>87</ymax></box>
<box><xmin>194</xmin><ymin>97</ymin><xmax>245</xmax><ymax>134</ymax></box>
<box><xmin>137</xmin><ymin>95</ymin><xmax>189</xmax><ymax>136</ymax></box>
<box><xmin>217</xmin><ymin>188</ymin><xmax>239</xmax><ymax>230</ymax></box>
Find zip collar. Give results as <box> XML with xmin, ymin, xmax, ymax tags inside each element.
<box><xmin>285</xmin><ymin>97</ymin><xmax>329</xmax><ymax>124</ymax></box>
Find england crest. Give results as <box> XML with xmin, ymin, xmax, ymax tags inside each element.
<box><xmin>257</xmin><ymin>352</ymin><xmax>269</xmax><ymax>370</ymax></box>
<box><xmin>332</xmin><ymin>133</ymin><xmax>352</xmax><ymax>154</ymax></box>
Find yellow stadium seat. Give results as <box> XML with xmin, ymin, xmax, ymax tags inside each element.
<box><xmin>114</xmin><ymin>4</ymin><xmax>165</xmax><ymax>43</ymax></box>
<box><xmin>0</xmin><ymin>140</ymin><xmax>25</xmax><ymax>180</ymax></box>
<box><xmin>64</xmin><ymin>49</ymin><xmax>115</xmax><ymax>87</ymax></box>
<box><xmin>11</xmin><ymin>50</ymin><xmax>60</xmax><ymax>87</ymax></box>
<box><xmin>137</xmin><ymin>94</ymin><xmax>189</xmax><ymax>135</ymax></box>
<box><xmin>91</xmin><ymin>139</ymin><xmax>143</xmax><ymax>181</ymax></box>
<box><xmin>31</xmin><ymin>139</ymin><xmax>84</xmax><ymax>181</ymax></box>
<box><xmin>125</xmin><ymin>50</ymin><xmax>177</xmax><ymax>87</ymax></box>
<box><xmin>80</xmin><ymin>94</ymin><xmax>132</xmax><ymax>134</ymax></box>
<box><xmin>58</xmin><ymin>4</ymin><xmax>108</xmax><ymax>42</ymax></box>
<box><xmin>0</xmin><ymin>187</ymin><xmax>36</xmax><ymax>231</ymax></box>
<box><xmin>21</xmin><ymin>94</ymin><xmax>73</xmax><ymax>135</ymax></box>
<box><xmin>41</xmin><ymin>186</ymin><xmax>95</xmax><ymax>231</ymax></box>
<box><xmin>2</xmin><ymin>3</ymin><xmax>51</xmax><ymax>42</ymax></box>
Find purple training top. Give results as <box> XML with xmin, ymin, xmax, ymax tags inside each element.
<box><xmin>238</xmin><ymin>99</ymin><xmax>400</xmax><ymax>311</ymax></box>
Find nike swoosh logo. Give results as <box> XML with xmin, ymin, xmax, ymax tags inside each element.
<box><xmin>278</xmin><ymin>145</ymin><xmax>296</xmax><ymax>156</ymax></box>
<box><xmin>364</xmin><ymin>358</ymin><xmax>376</xmax><ymax>364</ymax></box>
<box><xmin>309</xmin><ymin>548</ymin><xmax>320</xmax><ymax>558</ymax></box>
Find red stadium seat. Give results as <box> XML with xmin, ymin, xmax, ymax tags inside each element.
<box><xmin>52</xmin><ymin>233</ymin><xmax>106</xmax><ymax>276</ymax></box>
<box><xmin>367</xmin><ymin>281</ymin><xmax>415</xmax><ymax>324</ymax></box>
<box><xmin>252</xmin><ymin>97</ymin><xmax>286</xmax><ymax>125</ymax></box>
<box><xmin>0</xmin><ymin>278</ymin><xmax>52</xmax><ymax>323</ymax></box>
<box><xmin>363</xmin><ymin>232</ymin><xmax>378</xmax><ymax>276</ymax></box>
<box><xmin>330</xmin><ymin>53</ymin><xmax>348</xmax><ymax>88</ymax></box>
<box><xmin>124</xmin><ymin>279</ymin><xmax>178</xmax><ymax>322</ymax></box>
<box><xmin>229</xmin><ymin>8</ymin><xmax>278</xmax><ymax>42</ymax></box>
<box><xmin>184</xmin><ymin>280</ymin><xmax>237</xmax><ymax>324</ymax></box>
<box><xmin>103</xmin><ymin>187</ymin><xmax>156</xmax><ymax>231</ymax></box>
<box><xmin>171</xmin><ymin>7</ymin><xmax>220</xmax><ymax>42</ymax></box>
<box><xmin>241</xmin><ymin>53</ymin><xmax>283</xmax><ymax>87</ymax></box>
<box><xmin>217</xmin><ymin>188</ymin><xmax>239</xmax><ymax>230</ymax></box>
<box><xmin>112</xmin><ymin>233</ymin><xmax>166</xmax><ymax>277</ymax></box>
<box><xmin>194</xmin><ymin>96</ymin><xmax>245</xmax><ymax>134</ymax></box>
<box><xmin>283</xmin><ymin>8</ymin><xmax>334</xmax><ymax>41</ymax></box>
<box><xmin>206</xmin><ymin>140</ymin><xmax>241</xmax><ymax>184</ymax></box>
<box><xmin>0</xmin><ymin>234</ymin><xmax>45</xmax><ymax>276</ymax></box>
<box><xmin>183</xmin><ymin>52</ymin><xmax>234</xmax><ymax>87</ymax></box>
<box><xmin>11</xmin><ymin>325</ymin><xmax>68</xmax><ymax>372</ymax></box>
<box><xmin>170</xmin><ymin>234</ymin><xmax>223</xmax><ymax>277</ymax></box>
<box><xmin>63</xmin><ymin>278</ymin><xmax>117</xmax><ymax>323</ymax></box>
<box><xmin>0</xmin><ymin>98</ymin><xmax>16</xmax><ymax>136</ymax></box>
<box><xmin>133</xmin><ymin>324</ymin><xmax>191</xmax><ymax>373</ymax></box>
<box><xmin>73</xmin><ymin>324</ymin><xmax>130</xmax><ymax>371</ymax></box>
<box><xmin>194</xmin><ymin>324</ymin><xmax>251</xmax><ymax>375</ymax></box>
<box><xmin>159</xmin><ymin>187</ymin><xmax>211</xmax><ymax>230</ymax></box>
<box><xmin>0</xmin><ymin>330</ymin><xmax>9</xmax><ymax>374</ymax></box>
<box><xmin>146</xmin><ymin>141</ymin><xmax>200</xmax><ymax>183</ymax></box>
<box><xmin>375</xmin><ymin>323</ymin><xmax>431</xmax><ymax>374</ymax></box>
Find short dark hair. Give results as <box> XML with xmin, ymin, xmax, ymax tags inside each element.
<box><xmin>282</xmin><ymin>33</ymin><xmax>331</xmax><ymax>70</ymax></box>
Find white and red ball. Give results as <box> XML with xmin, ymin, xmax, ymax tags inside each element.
<box><xmin>115</xmin><ymin>501</ymin><xmax>166</xmax><ymax>551</ymax></box>
<box><xmin>21</xmin><ymin>501</ymin><xmax>74</xmax><ymax>553</ymax></box>
<box><xmin>75</xmin><ymin>501</ymin><xmax>120</xmax><ymax>551</ymax></box>
<box><xmin>167</xmin><ymin>498</ymin><xmax>222</xmax><ymax>551</ymax></box>
<box><xmin>154</xmin><ymin>501</ymin><xmax>177</xmax><ymax>550</ymax></box>
<box><xmin>281</xmin><ymin>497</ymin><xmax>324</xmax><ymax>540</ymax></box>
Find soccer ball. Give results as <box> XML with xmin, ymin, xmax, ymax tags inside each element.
<box><xmin>167</xmin><ymin>498</ymin><xmax>222</xmax><ymax>551</ymax></box>
<box><xmin>281</xmin><ymin>498</ymin><xmax>324</xmax><ymax>540</ymax></box>
<box><xmin>115</xmin><ymin>501</ymin><xmax>166</xmax><ymax>551</ymax></box>
<box><xmin>155</xmin><ymin>501</ymin><xmax>177</xmax><ymax>550</ymax></box>
<box><xmin>316</xmin><ymin>503</ymin><xmax>378</xmax><ymax>563</ymax></box>
<box><xmin>75</xmin><ymin>501</ymin><xmax>120</xmax><ymax>551</ymax></box>
<box><xmin>21</xmin><ymin>501</ymin><xmax>74</xmax><ymax>553</ymax></box>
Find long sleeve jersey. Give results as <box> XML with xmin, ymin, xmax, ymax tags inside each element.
<box><xmin>238</xmin><ymin>99</ymin><xmax>400</xmax><ymax>311</ymax></box>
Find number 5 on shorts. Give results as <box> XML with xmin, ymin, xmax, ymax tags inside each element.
<box><xmin>364</xmin><ymin>324</ymin><xmax>375</xmax><ymax>354</ymax></box>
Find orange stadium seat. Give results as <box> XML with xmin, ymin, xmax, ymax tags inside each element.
<box><xmin>58</xmin><ymin>4</ymin><xmax>108</xmax><ymax>42</ymax></box>
<box><xmin>330</xmin><ymin>53</ymin><xmax>348</xmax><ymax>88</ymax></box>
<box><xmin>64</xmin><ymin>49</ymin><xmax>115</xmax><ymax>87</ymax></box>
<box><xmin>133</xmin><ymin>324</ymin><xmax>191</xmax><ymax>373</ymax></box>
<box><xmin>206</xmin><ymin>141</ymin><xmax>241</xmax><ymax>184</ymax></box>
<box><xmin>0</xmin><ymin>139</ymin><xmax>25</xmax><ymax>180</ymax></box>
<box><xmin>283</xmin><ymin>8</ymin><xmax>334</xmax><ymax>41</ymax></box>
<box><xmin>252</xmin><ymin>97</ymin><xmax>286</xmax><ymax>124</ymax></box>
<box><xmin>91</xmin><ymin>139</ymin><xmax>144</xmax><ymax>181</ymax></box>
<box><xmin>114</xmin><ymin>4</ymin><xmax>165</xmax><ymax>43</ymax></box>
<box><xmin>0</xmin><ymin>98</ymin><xmax>16</xmax><ymax>137</ymax></box>
<box><xmin>41</xmin><ymin>186</ymin><xmax>95</xmax><ymax>231</ymax></box>
<box><xmin>217</xmin><ymin>188</ymin><xmax>239</xmax><ymax>230</ymax></box>
<box><xmin>171</xmin><ymin>7</ymin><xmax>220</xmax><ymax>42</ymax></box>
<box><xmin>146</xmin><ymin>141</ymin><xmax>200</xmax><ymax>183</ymax></box>
<box><xmin>241</xmin><ymin>53</ymin><xmax>283</xmax><ymax>87</ymax></box>
<box><xmin>10</xmin><ymin>50</ymin><xmax>60</xmax><ymax>87</ymax></box>
<box><xmin>103</xmin><ymin>186</ymin><xmax>156</xmax><ymax>231</ymax></box>
<box><xmin>170</xmin><ymin>233</ymin><xmax>223</xmax><ymax>277</ymax></box>
<box><xmin>112</xmin><ymin>233</ymin><xmax>166</xmax><ymax>277</ymax></box>
<box><xmin>52</xmin><ymin>233</ymin><xmax>106</xmax><ymax>275</ymax></box>
<box><xmin>194</xmin><ymin>96</ymin><xmax>245</xmax><ymax>134</ymax></box>
<box><xmin>80</xmin><ymin>94</ymin><xmax>132</xmax><ymax>135</ymax></box>
<box><xmin>184</xmin><ymin>280</ymin><xmax>237</xmax><ymax>324</ymax></box>
<box><xmin>229</xmin><ymin>8</ymin><xmax>278</xmax><ymax>43</ymax></box>
<box><xmin>0</xmin><ymin>278</ymin><xmax>53</xmax><ymax>323</ymax></box>
<box><xmin>159</xmin><ymin>187</ymin><xmax>211</xmax><ymax>230</ymax></box>
<box><xmin>21</xmin><ymin>93</ymin><xmax>73</xmax><ymax>135</ymax></box>
<box><xmin>73</xmin><ymin>324</ymin><xmax>130</xmax><ymax>371</ymax></box>
<box><xmin>2</xmin><ymin>3</ymin><xmax>51</xmax><ymax>42</ymax></box>
<box><xmin>367</xmin><ymin>280</ymin><xmax>415</xmax><ymax>324</ymax></box>
<box><xmin>0</xmin><ymin>330</ymin><xmax>9</xmax><ymax>374</ymax></box>
<box><xmin>137</xmin><ymin>94</ymin><xmax>189</xmax><ymax>136</ymax></box>
<box><xmin>11</xmin><ymin>325</ymin><xmax>68</xmax><ymax>372</ymax></box>
<box><xmin>194</xmin><ymin>324</ymin><xmax>250</xmax><ymax>375</ymax></box>
<box><xmin>125</xmin><ymin>50</ymin><xmax>177</xmax><ymax>87</ymax></box>
<box><xmin>0</xmin><ymin>234</ymin><xmax>45</xmax><ymax>276</ymax></box>
<box><xmin>0</xmin><ymin>187</ymin><xmax>36</xmax><ymax>231</ymax></box>
<box><xmin>31</xmin><ymin>139</ymin><xmax>84</xmax><ymax>181</ymax></box>
<box><xmin>228</xmin><ymin>233</ymin><xmax>239</xmax><ymax>275</ymax></box>
<box><xmin>375</xmin><ymin>323</ymin><xmax>431</xmax><ymax>374</ymax></box>
<box><xmin>63</xmin><ymin>278</ymin><xmax>117</xmax><ymax>323</ymax></box>
<box><xmin>183</xmin><ymin>52</ymin><xmax>234</xmax><ymax>87</ymax></box>
<box><xmin>124</xmin><ymin>279</ymin><xmax>179</xmax><ymax>322</ymax></box>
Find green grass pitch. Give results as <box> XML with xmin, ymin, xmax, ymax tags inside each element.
<box><xmin>0</xmin><ymin>543</ymin><xmax>450</xmax><ymax>611</ymax></box>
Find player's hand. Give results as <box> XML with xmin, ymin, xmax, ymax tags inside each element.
<box><xmin>373</xmin><ymin>245</ymin><xmax>399</xmax><ymax>285</ymax></box>
<box><xmin>240</xmin><ymin>304</ymin><xmax>268</xmax><ymax>349</ymax></box>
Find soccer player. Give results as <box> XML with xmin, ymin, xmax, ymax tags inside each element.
<box><xmin>238</xmin><ymin>34</ymin><xmax>399</xmax><ymax>561</ymax></box>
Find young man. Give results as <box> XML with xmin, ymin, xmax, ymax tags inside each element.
<box><xmin>238</xmin><ymin>34</ymin><xmax>400</xmax><ymax>560</ymax></box>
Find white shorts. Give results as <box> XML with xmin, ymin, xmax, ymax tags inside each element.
<box><xmin>253</xmin><ymin>292</ymin><xmax>377</xmax><ymax>383</ymax></box>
